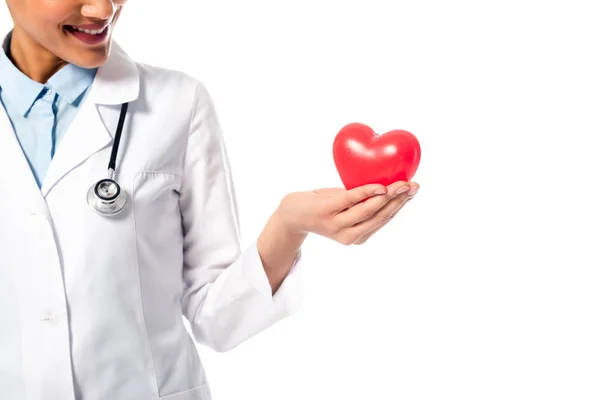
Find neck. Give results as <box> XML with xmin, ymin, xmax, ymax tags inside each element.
<box><xmin>9</xmin><ymin>26</ymin><xmax>67</xmax><ymax>83</ymax></box>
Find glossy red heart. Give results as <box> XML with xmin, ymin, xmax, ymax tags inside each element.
<box><xmin>333</xmin><ymin>123</ymin><xmax>421</xmax><ymax>190</ymax></box>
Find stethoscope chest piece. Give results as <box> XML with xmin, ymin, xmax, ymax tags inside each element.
<box><xmin>87</xmin><ymin>177</ymin><xmax>127</xmax><ymax>216</ymax></box>
<box><xmin>87</xmin><ymin>102</ymin><xmax>129</xmax><ymax>217</ymax></box>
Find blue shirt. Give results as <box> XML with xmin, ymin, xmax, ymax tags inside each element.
<box><xmin>0</xmin><ymin>32</ymin><xmax>97</xmax><ymax>188</ymax></box>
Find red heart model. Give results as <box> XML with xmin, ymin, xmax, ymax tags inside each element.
<box><xmin>333</xmin><ymin>123</ymin><xmax>421</xmax><ymax>190</ymax></box>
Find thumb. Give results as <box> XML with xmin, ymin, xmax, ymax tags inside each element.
<box><xmin>330</xmin><ymin>184</ymin><xmax>387</xmax><ymax>211</ymax></box>
<box><xmin>313</xmin><ymin>188</ymin><xmax>346</xmax><ymax>196</ymax></box>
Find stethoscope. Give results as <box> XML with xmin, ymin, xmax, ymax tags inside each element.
<box><xmin>86</xmin><ymin>102</ymin><xmax>129</xmax><ymax>216</ymax></box>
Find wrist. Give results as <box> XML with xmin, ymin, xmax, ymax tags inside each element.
<box><xmin>257</xmin><ymin>201</ymin><xmax>307</xmax><ymax>293</ymax></box>
<box><xmin>276</xmin><ymin>193</ymin><xmax>309</xmax><ymax>235</ymax></box>
<box><xmin>271</xmin><ymin>202</ymin><xmax>308</xmax><ymax>243</ymax></box>
<box><xmin>258</xmin><ymin>195</ymin><xmax>308</xmax><ymax>258</ymax></box>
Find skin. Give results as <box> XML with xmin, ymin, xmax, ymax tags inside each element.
<box><xmin>5</xmin><ymin>0</ymin><xmax>127</xmax><ymax>82</ymax></box>
<box><xmin>4</xmin><ymin>0</ymin><xmax>421</xmax><ymax>294</ymax></box>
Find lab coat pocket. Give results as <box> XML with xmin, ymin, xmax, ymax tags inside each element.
<box><xmin>159</xmin><ymin>383</ymin><xmax>212</xmax><ymax>400</ymax></box>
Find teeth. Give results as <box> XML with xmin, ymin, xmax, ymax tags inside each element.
<box><xmin>73</xmin><ymin>25</ymin><xmax>107</xmax><ymax>35</ymax></box>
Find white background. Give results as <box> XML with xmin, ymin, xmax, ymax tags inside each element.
<box><xmin>3</xmin><ymin>1</ymin><xmax>600</xmax><ymax>399</ymax></box>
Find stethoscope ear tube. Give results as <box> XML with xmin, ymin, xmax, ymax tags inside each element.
<box><xmin>87</xmin><ymin>103</ymin><xmax>129</xmax><ymax>216</ymax></box>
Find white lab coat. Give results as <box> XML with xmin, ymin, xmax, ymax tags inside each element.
<box><xmin>0</xmin><ymin>41</ymin><xmax>302</xmax><ymax>400</ymax></box>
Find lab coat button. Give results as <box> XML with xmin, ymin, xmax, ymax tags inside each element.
<box><xmin>41</xmin><ymin>313</ymin><xmax>60</xmax><ymax>325</ymax></box>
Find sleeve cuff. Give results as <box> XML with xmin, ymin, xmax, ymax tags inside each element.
<box><xmin>199</xmin><ymin>241</ymin><xmax>303</xmax><ymax>319</ymax></box>
<box><xmin>242</xmin><ymin>241</ymin><xmax>304</xmax><ymax>316</ymax></box>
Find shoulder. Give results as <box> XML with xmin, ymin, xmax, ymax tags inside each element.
<box><xmin>104</xmin><ymin>42</ymin><xmax>218</xmax><ymax>129</ymax></box>
<box><xmin>134</xmin><ymin>60</ymin><xmax>213</xmax><ymax>108</ymax></box>
<box><xmin>106</xmin><ymin>41</ymin><xmax>217</xmax><ymax>108</ymax></box>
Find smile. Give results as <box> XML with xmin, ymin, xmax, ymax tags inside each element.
<box><xmin>71</xmin><ymin>25</ymin><xmax>109</xmax><ymax>35</ymax></box>
<box><xmin>64</xmin><ymin>21</ymin><xmax>112</xmax><ymax>45</ymax></box>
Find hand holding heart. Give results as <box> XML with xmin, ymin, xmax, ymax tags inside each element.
<box><xmin>277</xmin><ymin>123</ymin><xmax>421</xmax><ymax>245</ymax></box>
<box><xmin>278</xmin><ymin>180</ymin><xmax>419</xmax><ymax>245</ymax></box>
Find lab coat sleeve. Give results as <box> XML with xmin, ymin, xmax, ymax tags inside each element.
<box><xmin>179</xmin><ymin>82</ymin><xmax>303</xmax><ymax>352</ymax></box>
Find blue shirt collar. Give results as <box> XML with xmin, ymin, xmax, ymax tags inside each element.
<box><xmin>0</xmin><ymin>31</ymin><xmax>97</xmax><ymax>116</ymax></box>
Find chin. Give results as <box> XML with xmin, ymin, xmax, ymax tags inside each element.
<box><xmin>65</xmin><ymin>48</ymin><xmax>111</xmax><ymax>69</ymax></box>
<box><xmin>75</xmin><ymin>57</ymin><xmax>109</xmax><ymax>69</ymax></box>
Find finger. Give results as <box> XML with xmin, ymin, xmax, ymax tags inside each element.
<box><xmin>354</xmin><ymin>199</ymin><xmax>409</xmax><ymax>244</ymax></box>
<box><xmin>354</xmin><ymin>184</ymin><xmax>417</xmax><ymax>244</ymax></box>
<box><xmin>348</xmin><ymin>192</ymin><xmax>412</xmax><ymax>241</ymax></box>
<box><xmin>329</xmin><ymin>183</ymin><xmax>388</xmax><ymax>212</ymax></box>
<box><xmin>407</xmin><ymin>182</ymin><xmax>420</xmax><ymax>197</ymax></box>
<box><xmin>353</xmin><ymin>201</ymin><xmax>408</xmax><ymax>244</ymax></box>
<box><xmin>313</xmin><ymin>188</ymin><xmax>345</xmax><ymax>196</ymax></box>
<box><xmin>334</xmin><ymin>181</ymin><xmax>409</xmax><ymax>227</ymax></box>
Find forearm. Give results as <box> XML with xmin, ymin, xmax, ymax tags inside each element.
<box><xmin>257</xmin><ymin>204</ymin><xmax>307</xmax><ymax>294</ymax></box>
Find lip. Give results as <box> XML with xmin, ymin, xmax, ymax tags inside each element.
<box><xmin>66</xmin><ymin>15</ymin><xmax>114</xmax><ymax>31</ymax></box>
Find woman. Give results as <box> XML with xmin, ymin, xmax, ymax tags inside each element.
<box><xmin>0</xmin><ymin>0</ymin><xmax>419</xmax><ymax>399</ymax></box>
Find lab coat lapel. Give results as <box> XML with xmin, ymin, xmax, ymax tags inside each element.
<box><xmin>40</xmin><ymin>100</ymin><xmax>113</xmax><ymax>196</ymax></box>
<box><xmin>40</xmin><ymin>41</ymin><xmax>140</xmax><ymax>198</ymax></box>
<box><xmin>0</xmin><ymin>107</ymin><xmax>48</xmax><ymax>215</ymax></box>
